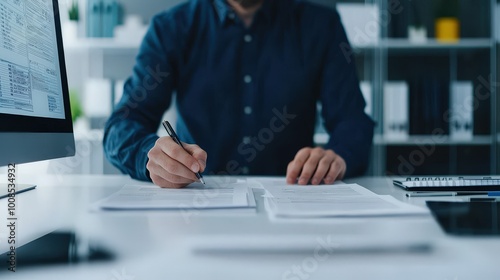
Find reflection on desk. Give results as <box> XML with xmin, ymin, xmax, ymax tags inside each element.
<box><xmin>0</xmin><ymin>231</ymin><xmax>113</xmax><ymax>272</ymax></box>
<box><xmin>427</xmin><ymin>201</ymin><xmax>500</xmax><ymax>236</ymax></box>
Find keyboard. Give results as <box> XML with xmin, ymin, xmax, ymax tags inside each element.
<box><xmin>393</xmin><ymin>177</ymin><xmax>500</xmax><ymax>192</ymax></box>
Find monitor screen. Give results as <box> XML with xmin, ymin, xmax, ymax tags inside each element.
<box><xmin>0</xmin><ymin>0</ymin><xmax>74</xmax><ymax>167</ymax></box>
<box><xmin>0</xmin><ymin>0</ymin><xmax>66</xmax><ymax>120</ymax></box>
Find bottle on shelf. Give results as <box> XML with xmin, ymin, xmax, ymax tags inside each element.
<box><xmin>434</xmin><ymin>0</ymin><xmax>460</xmax><ymax>42</ymax></box>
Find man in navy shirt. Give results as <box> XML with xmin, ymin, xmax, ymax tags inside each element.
<box><xmin>104</xmin><ymin>0</ymin><xmax>374</xmax><ymax>188</ymax></box>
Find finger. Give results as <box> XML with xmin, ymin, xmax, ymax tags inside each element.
<box><xmin>147</xmin><ymin>160</ymin><xmax>196</xmax><ymax>185</ymax></box>
<box><xmin>162</xmin><ymin>170</ymin><xmax>196</xmax><ymax>185</ymax></box>
<box><xmin>184</xmin><ymin>144</ymin><xmax>208</xmax><ymax>172</ymax></box>
<box><xmin>147</xmin><ymin>145</ymin><xmax>199</xmax><ymax>182</ymax></box>
<box><xmin>158</xmin><ymin>154</ymin><xmax>200</xmax><ymax>181</ymax></box>
<box><xmin>286</xmin><ymin>161</ymin><xmax>296</xmax><ymax>184</ymax></box>
<box><xmin>286</xmin><ymin>148</ymin><xmax>312</xmax><ymax>184</ymax></box>
<box><xmin>150</xmin><ymin>173</ymin><xmax>170</xmax><ymax>188</ymax></box>
<box><xmin>324</xmin><ymin>157</ymin><xmax>344</xmax><ymax>184</ymax></box>
<box><xmin>150</xmin><ymin>174</ymin><xmax>184</xmax><ymax>189</ymax></box>
<box><xmin>151</xmin><ymin>174</ymin><xmax>190</xmax><ymax>189</ymax></box>
<box><xmin>311</xmin><ymin>151</ymin><xmax>335</xmax><ymax>185</ymax></box>
<box><xmin>148</xmin><ymin>163</ymin><xmax>193</xmax><ymax>189</ymax></box>
<box><xmin>158</xmin><ymin>138</ymin><xmax>201</xmax><ymax>173</ymax></box>
<box><xmin>298</xmin><ymin>148</ymin><xmax>324</xmax><ymax>185</ymax></box>
<box><xmin>336</xmin><ymin>156</ymin><xmax>347</xmax><ymax>180</ymax></box>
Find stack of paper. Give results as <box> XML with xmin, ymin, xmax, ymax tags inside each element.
<box><xmin>360</xmin><ymin>81</ymin><xmax>372</xmax><ymax>116</ymax></box>
<box><xmin>384</xmin><ymin>81</ymin><xmax>409</xmax><ymax>140</ymax></box>
<box><xmin>263</xmin><ymin>181</ymin><xmax>428</xmax><ymax>218</ymax></box>
<box><xmin>450</xmin><ymin>81</ymin><xmax>473</xmax><ymax>140</ymax></box>
<box><xmin>99</xmin><ymin>179</ymin><xmax>256</xmax><ymax>210</ymax></box>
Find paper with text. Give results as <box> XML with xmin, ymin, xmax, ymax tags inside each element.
<box><xmin>263</xmin><ymin>183</ymin><xmax>428</xmax><ymax>217</ymax></box>
<box><xmin>99</xmin><ymin>180</ymin><xmax>253</xmax><ymax>210</ymax></box>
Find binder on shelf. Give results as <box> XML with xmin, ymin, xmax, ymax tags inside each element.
<box><xmin>86</xmin><ymin>0</ymin><xmax>118</xmax><ymax>38</ymax></box>
<box><xmin>409</xmin><ymin>76</ymin><xmax>450</xmax><ymax>135</ymax></box>
<box><xmin>496</xmin><ymin>4</ymin><xmax>500</xmax><ymax>43</ymax></box>
<box><xmin>450</xmin><ymin>81</ymin><xmax>474</xmax><ymax>140</ymax></box>
<box><xmin>426</xmin><ymin>76</ymin><xmax>450</xmax><ymax>135</ymax></box>
<box><xmin>102</xmin><ymin>0</ymin><xmax>118</xmax><ymax>38</ymax></box>
<box><xmin>388</xmin><ymin>0</ymin><xmax>409</xmax><ymax>38</ymax></box>
<box><xmin>86</xmin><ymin>0</ymin><xmax>102</xmax><ymax>38</ymax></box>
<box><xmin>360</xmin><ymin>81</ymin><xmax>372</xmax><ymax>116</ymax></box>
<box><xmin>384</xmin><ymin>81</ymin><xmax>409</xmax><ymax>140</ymax></box>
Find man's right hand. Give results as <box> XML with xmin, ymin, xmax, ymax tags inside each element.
<box><xmin>147</xmin><ymin>137</ymin><xmax>207</xmax><ymax>188</ymax></box>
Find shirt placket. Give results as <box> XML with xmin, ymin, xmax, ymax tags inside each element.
<box><xmin>238</xmin><ymin>21</ymin><xmax>259</xmax><ymax>175</ymax></box>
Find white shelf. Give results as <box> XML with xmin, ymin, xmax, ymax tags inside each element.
<box><xmin>383</xmin><ymin>38</ymin><xmax>493</xmax><ymax>50</ymax></box>
<box><xmin>351</xmin><ymin>38</ymin><xmax>493</xmax><ymax>51</ymax></box>
<box><xmin>314</xmin><ymin>133</ymin><xmax>492</xmax><ymax>146</ymax></box>
<box><xmin>64</xmin><ymin>38</ymin><xmax>140</xmax><ymax>51</ymax></box>
<box><xmin>374</xmin><ymin>135</ymin><xmax>493</xmax><ymax>146</ymax></box>
<box><xmin>63</xmin><ymin>38</ymin><xmax>140</xmax><ymax>80</ymax></box>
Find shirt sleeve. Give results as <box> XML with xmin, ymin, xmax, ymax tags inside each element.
<box><xmin>319</xmin><ymin>10</ymin><xmax>375</xmax><ymax>178</ymax></box>
<box><xmin>103</xmin><ymin>14</ymin><xmax>178</xmax><ymax>181</ymax></box>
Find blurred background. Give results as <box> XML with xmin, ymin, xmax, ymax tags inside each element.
<box><xmin>26</xmin><ymin>0</ymin><xmax>499</xmax><ymax>177</ymax></box>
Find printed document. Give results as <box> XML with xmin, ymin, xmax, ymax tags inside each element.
<box><xmin>99</xmin><ymin>179</ymin><xmax>252</xmax><ymax>210</ymax></box>
<box><xmin>263</xmin><ymin>182</ymin><xmax>428</xmax><ymax>217</ymax></box>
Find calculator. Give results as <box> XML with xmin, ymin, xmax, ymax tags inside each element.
<box><xmin>393</xmin><ymin>177</ymin><xmax>500</xmax><ymax>192</ymax></box>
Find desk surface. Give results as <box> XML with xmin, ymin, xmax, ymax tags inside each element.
<box><xmin>0</xmin><ymin>175</ymin><xmax>499</xmax><ymax>280</ymax></box>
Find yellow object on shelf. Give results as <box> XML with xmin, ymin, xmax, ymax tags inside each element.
<box><xmin>435</xmin><ymin>17</ymin><xmax>460</xmax><ymax>42</ymax></box>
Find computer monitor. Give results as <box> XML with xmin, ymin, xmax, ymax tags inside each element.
<box><xmin>0</xmin><ymin>0</ymin><xmax>75</xmax><ymax>185</ymax></box>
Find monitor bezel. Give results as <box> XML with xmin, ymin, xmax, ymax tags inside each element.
<box><xmin>0</xmin><ymin>0</ymin><xmax>73</xmax><ymax>133</ymax></box>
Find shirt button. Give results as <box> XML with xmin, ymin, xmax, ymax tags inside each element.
<box><xmin>244</xmin><ymin>106</ymin><xmax>252</xmax><ymax>115</ymax></box>
<box><xmin>244</xmin><ymin>34</ymin><xmax>252</xmax><ymax>43</ymax></box>
<box><xmin>244</xmin><ymin>75</ymin><xmax>252</xmax><ymax>83</ymax></box>
<box><xmin>243</xmin><ymin>137</ymin><xmax>251</xmax><ymax>144</ymax></box>
<box><xmin>242</xmin><ymin>167</ymin><xmax>250</xmax><ymax>175</ymax></box>
<box><xmin>228</xmin><ymin>13</ymin><xmax>236</xmax><ymax>20</ymax></box>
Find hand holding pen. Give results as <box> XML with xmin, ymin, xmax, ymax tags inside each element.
<box><xmin>146</xmin><ymin>121</ymin><xmax>207</xmax><ymax>188</ymax></box>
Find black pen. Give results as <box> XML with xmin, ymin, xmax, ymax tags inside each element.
<box><xmin>162</xmin><ymin>121</ymin><xmax>206</xmax><ymax>185</ymax></box>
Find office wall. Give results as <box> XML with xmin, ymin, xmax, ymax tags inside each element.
<box><xmin>119</xmin><ymin>0</ymin><xmax>348</xmax><ymax>24</ymax></box>
<box><xmin>119</xmin><ymin>0</ymin><xmax>187</xmax><ymax>23</ymax></box>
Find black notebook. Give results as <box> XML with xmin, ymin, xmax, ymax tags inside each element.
<box><xmin>393</xmin><ymin>177</ymin><xmax>500</xmax><ymax>192</ymax></box>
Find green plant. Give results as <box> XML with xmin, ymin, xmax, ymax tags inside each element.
<box><xmin>435</xmin><ymin>0</ymin><xmax>459</xmax><ymax>18</ymax></box>
<box><xmin>68</xmin><ymin>0</ymin><xmax>79</xmax><ymax>21</ymax></box>
<box><xmin>69</xmin><ymin>89</ymin><xmax>83</xmax><ymax>122</ymax></box>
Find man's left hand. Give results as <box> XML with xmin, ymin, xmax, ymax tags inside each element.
<box><xmin>286</xmin><ymin>147</ymin><xmax>346</xmax><ymax>185</ymax></box>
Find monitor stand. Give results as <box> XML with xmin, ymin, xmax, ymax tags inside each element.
<box><xmin>0</xmin><ymin>184</ymin><xmax>37</xmax><ymax>199</ymax></box>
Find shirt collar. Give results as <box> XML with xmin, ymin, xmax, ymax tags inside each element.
<box><xmin>212</xmin><ymin>0</ymin><xmax>276</xmax><ymax>25</ymax></box>
<box><xmin>213</xmin><ymin>0</ymin><xmax>230</xmax><ymax>24</ymax></box>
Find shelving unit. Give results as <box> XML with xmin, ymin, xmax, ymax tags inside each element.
<box><xmin>382</xmin><ymin>38</ymin><xmax>493</xmax><ymax>50</ymax></box>
<box><xmin>371</xmin><ymin>0</ymin><xmax>497</xmax><ymax>176</ymax></box>
<box><xmin>314</xmin><ymin>0</ymin><xmax>498</xmax><ymax>176</ymax></box>
<box><xmin>373</xmin><ymin>135</ymin><xmax>493</xmax><ymax>146</ymax></box>
<box><xmin>350</xmin><ymin>38</ymin><xmax>493</xmax><ymax>51</ymax></box>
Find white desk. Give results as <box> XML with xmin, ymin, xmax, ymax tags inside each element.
<box><xmin>0</xmin><ymin>175</ymin><xmax>499</xmax><ymax>279</ymax></box>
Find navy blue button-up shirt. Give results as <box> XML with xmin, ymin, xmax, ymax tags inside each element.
<box><xmin>104</xmin><ymin>0</ymin><xmax>374</xmax><ymax>181</ymax></box>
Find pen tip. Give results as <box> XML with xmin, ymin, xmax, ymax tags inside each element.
<box><xmin>200</xmin><ymin>178</ymin><xmax>206</xmax><ymax>185</ymax></box>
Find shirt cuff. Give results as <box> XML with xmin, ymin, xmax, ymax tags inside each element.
<box><xmin>328</xmin><ymin>144</ymin><xmax>354</xmax><ymax>178</ymax></box>
<box><xmin>136</xmin><ymin>135</ymin><xmax>159</xmax><ymax>181</ymax></box>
